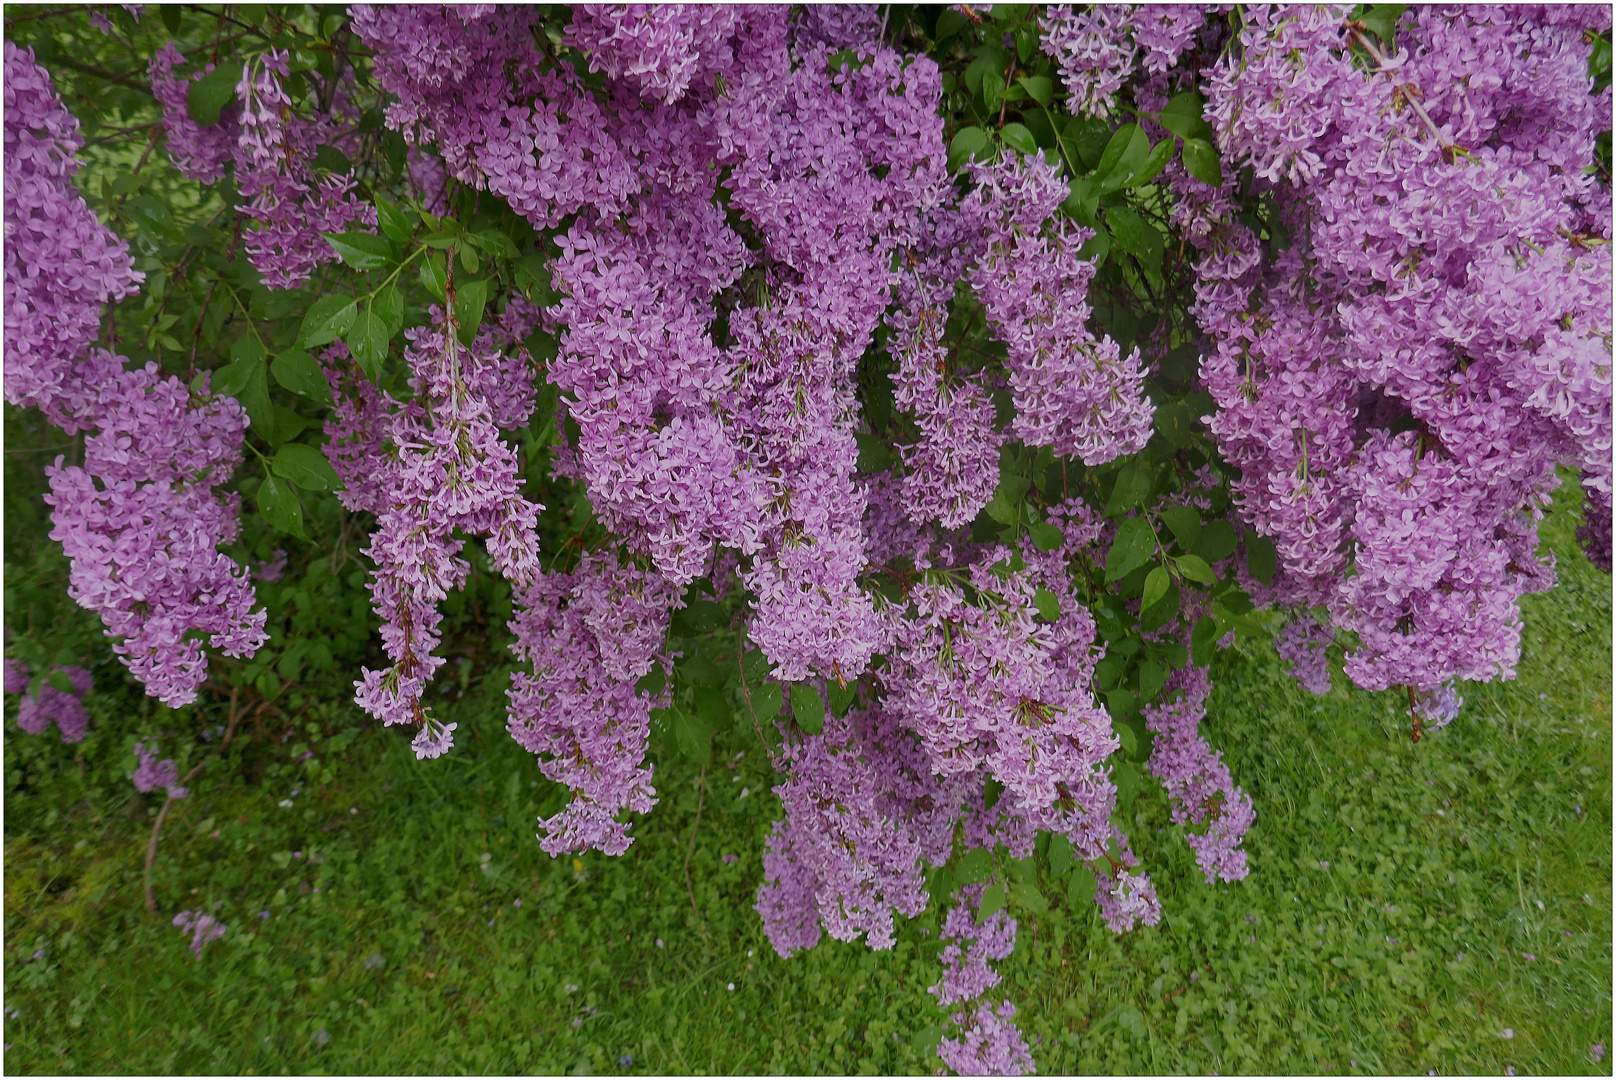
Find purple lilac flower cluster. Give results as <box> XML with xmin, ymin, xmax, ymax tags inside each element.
<box><xmin>345</xmin><ymin>311</ymin><xmax>543</xmax><ymax>757</ymax></box>
<box><xmin>1185</xmin><ymin>5</ymin><xmax>1612</xmax><ymax>720</ymax></box>
<box><xmin>1040</xmin><ymin>5</ymin><xmax>1203</xmax><ymax>118</ymax></box>
<box><xmin>6</xmin><ymin>46</ymin><xmax>267</xmax><ymax>708</ymax></box>
<box><xmin>134</xmin><ymin>739</ymin><xmax>189</xmax><ymax>799</ymax></box>
<box><xmin>171</xmin><ymin>910</ymin><xmax>225</xmax><ymax>959</ymax></box>
<box><xmin>4</xmin><ymin>42</ymin><xmax>144</xmax><ymax>431</ymax></box>
<box><xmin>5</xmin><ymin>663</ymin><xmax>93</xmax><ymax>743</ymax></box>
<box><xmin>929</xmin><ymin>885</ymin><xmax>1035</xmax><ymax>1076</ymax></box>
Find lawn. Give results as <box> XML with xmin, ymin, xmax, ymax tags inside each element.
<box><xmin>4</xmin><ymin>481</ymin><xmax>1610</xmax><ymax>1076</ymax></box>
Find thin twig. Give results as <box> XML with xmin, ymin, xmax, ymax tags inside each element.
<box><xmin>1347</xmin><ymin>25</ymin><xmax>1451</xmax><ymax>152</ymax></box>
<box><xmin>143</xmin><ymin>688</ymin><xmax>253</xmax><ymax>911</ymax></box>
<box><xmin>735</xmin><ymin>633</ymin><xmax>782</xmax><ymax>771</ymax></box>
<box><xmin>683</xmin><ymin>765</ymin><xmax>707</xmax><ymax>915</ymax></box>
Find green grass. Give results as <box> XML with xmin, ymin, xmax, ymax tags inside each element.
<box><xmin>4</xmin><ymin>485</ymin><xmax>1610</xmax><ymax>1076</ymax></box>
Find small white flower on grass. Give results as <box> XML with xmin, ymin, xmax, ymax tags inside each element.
<box><xmin>727</xmin><ymin>982</ymin><xmax>735</xmax><ymax>991</ymax></box>
<box><xmin>278</xmin><ymin>799</ymin><xmax>293</xmax><ymax>809</ymax></box>
<box><xmin>655</xmin><ymin>938</ymin><xmax>664</xmax><ymax>949</ymax></box>
<box><xmin>1500</xmin><ymin>1028</ymin><xmax>1515</xmax><ymax>1040</ymax></box>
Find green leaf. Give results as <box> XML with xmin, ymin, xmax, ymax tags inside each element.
<box><xmin>322</xmin><ymin>231</ymin><xmax>393</xmax><ymax>272</ymax></box>
<box><xmin>1097</xmin><ymin>124</ymin><xmax>1149</xmax><ymax>192</ymax></box>
<box><xmin>1009</xmin><ymin>877</ymin><xmax>1049</xmax><ymax>915</ymax></box>
<box><xmin>373</xmin><ymin>283</ymin><xmax>405</xmax><ymax>338</ymax></box>
<box><xmin>985</xmin><ymin>493</ymin><xmax>1018</xmax><ymax>526</ymax></box>
<box><xmin>748</xmin><ymin>681</ymin><xmax>783</xmax><ymax>723</ymax></box>
<box><xmin>271</xmin><ymin>350</ymin><xmax>331</xmax><ymax>404</ymax></box>
<box><xmin>1033</xmin><ymin>587</ymin><xmax>1061</xmax><ymax>623</ymax></box>
<box><xmin>186</xmin><ymin>62</ymin><xmax>242</xmax><ymax>127</ymax></box>
<box><xmin>1182</xmin><ymin>137</ymin><xmax>1223</xmax><ymax>188</ymax></box>
<box><xmin>955</xmin><ymin>849</ymin><xmax>993</xmax><ymax>885</ymax></box>
<box><xmin>976</xmin><ymin>881</ymin><xmax>1008</xmax><ymax>924</ymax></box>
<box><xmin>218</xmin><ymin>356</ymin><xmax>276</xmax><ymax>439</ymax></box>
<box><xmin>257</xmin><ymin>474</ymin><xmax>306</xmax><ymax>539</ymax></box>
<box><xmin>1138</xmin><ymin>658</ymin><xmax>1166</xmax><ymax>702</ymax></box>
<box><xmin>466</xmin><ymin>229</ymin><xmax>521</xmax><ymax>259</ymax></box>
<box><xmin>949</xmin><ymin>126</ymin><xmax>991</xmax><ymax>171</ymax></box>
<box><xmin>911</xmin><ymin>1025</ymin><xmax>945</xmax><ymax>1057</ymax></box>
<box><xmin>1123</xmin><ymin>137</ymin><xmax>1175</xmax><ymax>188</ymax></box>
<box><xmin>1105</xmin><ymin>517</ymin><xmax>1156</xmax><ymax>582</ymax></box>
<box><xmin>459</xmin><ymin>243</ymin><xmax>481</xmax><ymax>277</ymax></box>
<box><xmin>453</xmin><ymin>278</ymin><xmax>488</xmax><ymax>344</ymax></box>
<box><xmin>1175</xmin><ymin>553</ymin><xmax>1217</xmax><ymax>585</ymax></box>
<box><xmin>791</xmin><ymin>683</ymin><xmax>825</xmax><ymax>735</ymax></box>
<box><xmin>855</xmin><ymin>431</ymin><xmax>891</xmax><ymax>473</ymax></box>
<box><xmin>635</xmin><ymin>667</ymin><xmax>665</xmax><ymax>696</ymax></box>
<box><xmin>1077</xmin><ymin>223</ymin><xmax>1110</xmax><ymax>267</ymax></box>
<box><xmin>515</xmin><ymin>255</ymin><xmax>556</xmax><ymax>303</ymax></box>
<box><xmin>1245</xmin><ymin>530</ymin><xmax>1277</xmax><ymax>585</ymax></box>
<box><xmin>1028</xmin><ymin>520</ymin><xmax>1064</xmax><ymax>553</ymax></box>
<box><xmin>1105</xmin><ymin>206</ymin><xmax>1164</xmax><ymax>273</ymax></box>
<box><xmin>346</xmin><ymin>306</ymin><xmax>391</xmax><ymax>383</ymax></box>
<box><xmin>981</xmin><ymin>72</ymin><xmax>1003</xmax><ymax>112</ymax></box>
<box><xmin>299</xmin><ymin>296</ymin><xmax>357</xmax><ymax>348</ymax></box>
<box><xmin>1160</xmin><ymin>89</ymin><xmax>1205</xmax><ymax>122</ymax></box>
<box><xmin>827</xmin><ymin>678</ymin><xmax>857</xmax><ymax>718</ymax></box>
<box><xmin>1358</xmin><ymin>3</ymin><xmax>1406</xmax><ymax>48</ymax></box>
<box><xmin>1000</xmin><ymin>122</ymin><xmax>1037</xmax><ymax>155</ymax></box>
<box><xmin>1190</xmin><ymin>615</ymin><xmax>1220</xmax><ymax>667</ymax></box>
<box><xmin>1157</xmin><ymin>90</ymin><xmax>1213</xmax><ymax>141</ymax></box>
<box><xmin>670</xmin><ymin>599</ymin><xmax>724</xmax><ymax>635</ymax></box>
<box><xmin>1063</xmin><ymin>176</ymin><xmax>1099</xmax><ymax>226</ymax></box>
<box><xmin>211</xmin><ymin>358</ymin><xmax>256</xmax><ymax>400</ymax></box>
<box><xmin>1141</xmin><ymin>565</ymin><xmax>1171</xmax><ymax>612</ymax></box>
<box><xmin>1067</xmin><ymin>866</ymin><xmax>1096</xmax><ymax>907</ymax></box>
<box><xmin>1047</xmin><ymin>832</ymin><xmax>1074</xmax><ymax>879</ymax></box>
<box><xmin>312</xmin><ymin>144</ymin><xmax>352</xmax><ymax>175</ymax></box>
<box><xmin>1192</xmin><ymin>519</ymin><xmax>1238</xmax><ymax>563</ymax></box>
<box><xmin>1112</xmin><ymin>761</ymin><xmax>1140</xmax><ymax>805</ymax></box>
<box><xmin>419</xmin><ymin>252</ymin><xmax>448</xmax><ymax>302</ymax></box>
<box><xmin>673</xmin><ymin>707</ymin><xmax>711</xmax><ymax>765</ymax></box>
<box><xmin>1159</xmin><ymin>505</ymin><xmax>1201</xmax><ymax>550</ymax></box>
<box><xmin>1065</xmin><ymin>115</ymin><xmax>1112</xmax><ymax>169</ymax></box>
<box><xmin>270</xmin><ymin>443</ymin><xmax>341</xmax><ymax>492</ymax></box>
<box><xmin>693</xmin><ymin>685</ymin><xmax>728</xmax><ymax>729</ymax></box>
<box><xmin>1017</xmin><ymin>74</ymin><xmax>1053</xmax><ymax>107</ymax></box>
<box><xmin>1106</xmin><ymin>464</ymin><xmax>1152</xmax><ymax>516</ymax></box>
<box><xmin>374</xmin><ymin>197</ymin><xmax>417</xmax><ymax>244</ymax></box>
<box><xmin>1140</xmin><ymin>580</ymin><xmax>1180</xmax><ymax>633</ymax></box>
<box><xmin>160</xmin><ymin>4</ymin><xmax>181</xmax><ymax>33</ymax></box>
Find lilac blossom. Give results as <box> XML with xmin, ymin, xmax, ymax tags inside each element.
<box><xmin>148</xmin><ymin>44</ymin><xmax>237</xmax><ymax>184</ymax></box>
<box><xmin>171</xmin><ymin>910</ymin><xmax>225</xmax><ymax>959</ymax></box>
<box><xmin>11</xmin><ymin>665</ymin><xmax>93</xmax><ymax>743</ymax></box>
<box><xmin>963</xmin><ymin>153</ymin><xmax>1153</xmax><ymax>466</ymax></box>
<box><xmin>3</xmin><ymin>42</ymin><xmax>143</xmax><ymax>432</ymax></box>
<box><xmin>134</xmin><ymin>740</ymin><xmax>189</xmax><ymax>799</ymax></box>
<box><xmin>1142</xmin><ymin>664</ymin><xmax>1254</xmax><ymax>884</ymax></box>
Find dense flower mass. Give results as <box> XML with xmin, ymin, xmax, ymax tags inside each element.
<box><xmin>4</xmin><ymin>6</ymin><xmax>1609</xmax><ymax>1074</ymax></box>
<box><xmin>4</xmin><ymin>42</ymin><xmax>144</xmax><ymax>431</ymax></box>
<box><xmin>1190</xmin><ymin>4</ymin><xmax>1611</xmax><ymax>716</ymax></box>
<box><xmin>7</xmin><ymin>48</ymin><xmax>266</xmax><ymax>707</ymax></box>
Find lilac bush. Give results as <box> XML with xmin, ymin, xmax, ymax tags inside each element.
<box><xmin>2</xmin><ymin>5</ymin><xmax>1609</xmax><ymax>1072</ymax></box>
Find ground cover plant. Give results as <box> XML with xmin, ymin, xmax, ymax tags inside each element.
<box><xmin>2</xmin><ymin>4</ymin><xmax>1611</xmax><ymax>1074</ymax></box>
